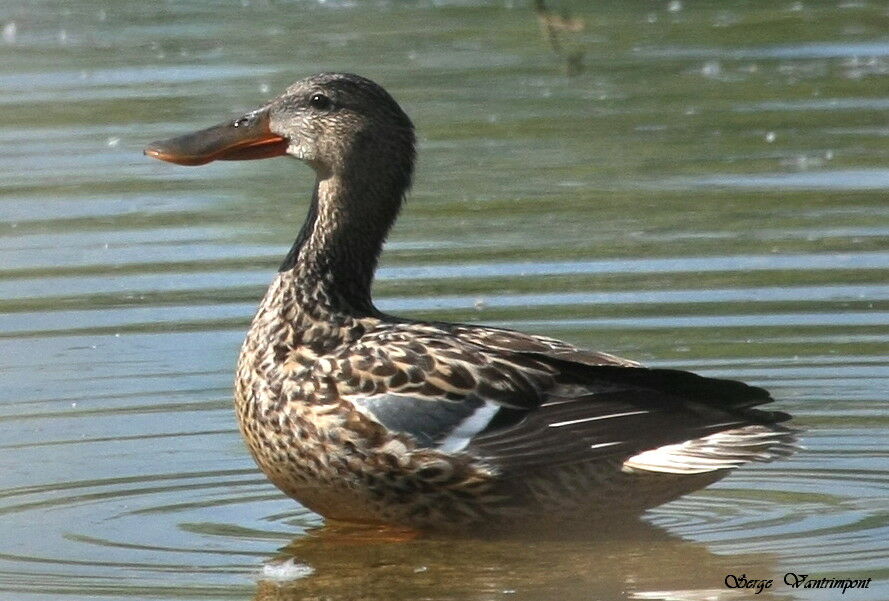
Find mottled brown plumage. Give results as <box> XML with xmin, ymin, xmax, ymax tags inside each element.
<box><xmin>146</xmin><ymin>73</ymin><xmax>796</xmax><ymax>530</ymax></box>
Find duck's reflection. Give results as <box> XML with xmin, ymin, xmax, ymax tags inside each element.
<box><xmin>252</xmin><ymin>518</ymin><xmax>785</xmax><ymax>601</ymax></box>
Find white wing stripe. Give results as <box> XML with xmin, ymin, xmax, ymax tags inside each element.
<box><xmin>437</xmin><ymin>401</ymin><xmax>502</xmax><ymax>453</ymax></box>
<box><xmin>590</xmin><ymin>441</ymin><xmax>622</xmax><ymax>450</ymax></box>
<box><xmin>548</xmin><ymin>410</ymin><xmax>648</xmax><ymax>428</ymax></box>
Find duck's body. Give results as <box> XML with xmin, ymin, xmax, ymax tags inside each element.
<box><xmin>147</xmin><ymin>73</ymin><xmax>795</xmax><ymax>530</ymax></box>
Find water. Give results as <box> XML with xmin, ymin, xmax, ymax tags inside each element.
<box><xmin>1</xmin><ymin>1</ymin><xmax>887</xmax><ymax>599</ymax></box>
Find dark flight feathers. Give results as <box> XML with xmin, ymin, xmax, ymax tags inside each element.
<box><xmin>348</xmin><ymin>331</ymin><xmax>789</xmax><ymax>473</ymax></box>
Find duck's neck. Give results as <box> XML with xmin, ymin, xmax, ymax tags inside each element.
<box><xmin>278</xmin><ymin>170</ymin><xmax>405</xmax><ymax>320</ymax></box>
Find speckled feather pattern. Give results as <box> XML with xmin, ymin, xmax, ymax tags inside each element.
<box><xmin>234</xmin><ymin>270</ymin><xmax>628</xmax><ymax>526</ymax></box>
<box><xmin>233</xmin><ymin>269</ymin><xmax>782</xmax><ymax>529</ymax></box>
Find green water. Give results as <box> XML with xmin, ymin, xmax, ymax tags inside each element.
<box><xmin>0</xmin><ymin>1</ymin><xmax>887</xmax><ymax>599</ymax></box>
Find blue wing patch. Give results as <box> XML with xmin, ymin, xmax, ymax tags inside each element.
<box><xmin>351</xmin><ymin>394</ymin><xmax>502</xmax><ymax>451</ymax></box>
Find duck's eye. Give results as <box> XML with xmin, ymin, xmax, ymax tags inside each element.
<box><xmin>309</xmin><ymin>93</ymin><xmax>332</xmax><ymax>110</ymax></box>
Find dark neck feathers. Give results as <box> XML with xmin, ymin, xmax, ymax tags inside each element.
<box><xmin>279</xmin><ymin>143</ymin><xmax>413</xmax><ymax>318</ymax></box>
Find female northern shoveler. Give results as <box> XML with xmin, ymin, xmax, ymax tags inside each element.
<box><xmin>145</xmin><ymin>73</ymin><xmax>795</xmax><ymax>530</ymax></box>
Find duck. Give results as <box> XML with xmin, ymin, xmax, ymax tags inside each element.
<box><xmin>145</xmin><ymin>73</ymin><xmax>796</xmax><ymax>531</ymax></box>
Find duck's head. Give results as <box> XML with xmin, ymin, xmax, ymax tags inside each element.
<box><xmin>145</xmin><ymin>73</ymin><xmax>415</xmax><ymax>186</ymax></box>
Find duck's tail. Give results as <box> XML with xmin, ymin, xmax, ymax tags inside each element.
<box><xmin>622</xmin><ymin>423</ymin><xmax>800</xmax><ymax>475</ymax></box>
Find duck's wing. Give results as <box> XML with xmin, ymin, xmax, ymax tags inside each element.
<box><xmin>465</xmin><ymin>361</ymin><xmax>793</xmax><ymax>472</ymax></box>
<box><xmin>445</xmin><ymin>323</ymin><xmax>643</xmax><ymax>368</ymax></box>
<box><xmin>335</xmin><ymin>323</ymin><xmax>559</xmax><ymax>451</ymax></box>
<box><xmin>335</xmin><ymin>323</ymin><xmax>792</xmax><ymax>472</ymax></box>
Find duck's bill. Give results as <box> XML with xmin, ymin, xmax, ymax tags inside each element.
<box><xmin>144</xmin><ymin>107</ymin><xmax>288</xmax><ymax>166</ymax></box>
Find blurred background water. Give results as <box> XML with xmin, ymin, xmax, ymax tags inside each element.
<box><xmin>0</xmin><ymin>1</ymin><xmax>887</xmax><ymax>600</ymax></box>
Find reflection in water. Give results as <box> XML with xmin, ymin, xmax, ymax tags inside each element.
<box><xmin>254</xmin><ymin>521</ymin><xmax>779</xmax><ymax>601</ymax></box>
<box><xmin>533</xmin><ymin>0</ymin><xmax>587</xmax><ymax>76</ymax></box>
